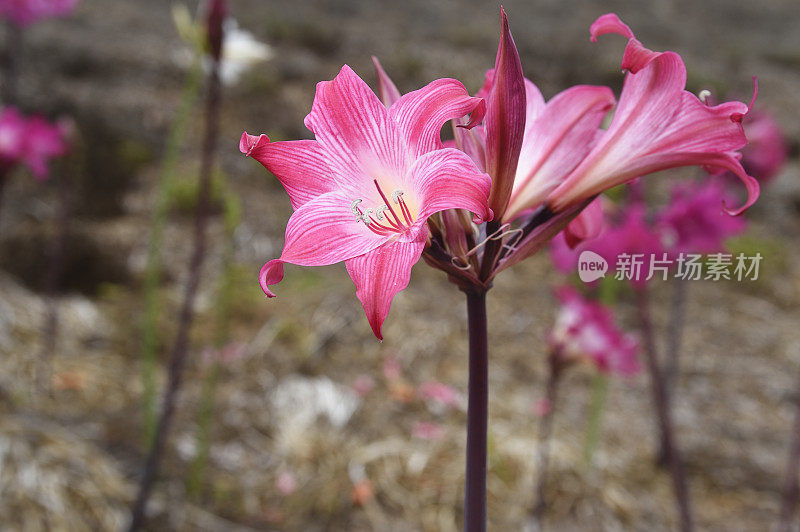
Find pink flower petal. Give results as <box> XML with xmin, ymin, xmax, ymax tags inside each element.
<box><xmin>345</xmin><ymin>231</ymin><xmax>427</xmax><ymax>340</ymax></box>
<box><xmin>239</xmin><ymin>133</ymin><xmax>335</xmax><ymax>209</ymax></box>
<box><xmin>389</xmin><ymin>78</ymin><xmax>485</xmax><ymax>159</ymax></box>
<box><xmin>304</xmin><ymin>65</ymin><xmax>407</xmax><ymax>199</ymax></box>
<box><xmin>564</xmin><ymin>196</ymin><xmax>604</xmax><ymax>248</ymax></box>
<box><xmin>259</xmin><ymin>192</ymin><xmax>388</xmax><ymax>297</ymax></box>
<box><xmin>411</xmin><ymin>148</ymin><xmax>493</xmax><ymax>224</ymax></box>
<box><xmin>504</xmin><ymin>85</ymin><xmax>614</xmax><ymax>221</ymax></box>
<box><xmin>371</xmin><ymin>56</ymin><xmax>402</xmax><ymax>108</ymax></box>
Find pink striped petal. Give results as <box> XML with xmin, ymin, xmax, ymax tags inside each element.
<box><xmin>239</xmin><ymin>132</ymin><xmax>335</xmax><ymax>209</ymax></box>
<box><xmin>484</xmin><ymin>7</ymin><xmax>526</xmax><ymax>220</ymax></box>
<box><xmin>504</xmin><ymin>85</ymin><xmax>614</xmax><ymax>221</ymax></box>
<box><xmin>304</xmin><ymin>65</ymin><xmax>407</xmax><ymax>198</ymax></box>
<box><xmin>389</xmin><ymin>78</ymin><xmax>485</xmax><ymax>159</ymax></box>
<box><xmin>548</xmin><ymin>16</ymin><xmax>758</xmax><ymax>215</ymax></box>
<box><xmin>372</xmin><ymin>56</ymin><xmax>402</xmax><ymax>108</ymax></box>
<box><xmin>258</xmin><ymin>192</ymin><xmax>387</xmax><ymax>297</ymax></box>
<box><xmin>345</xmin><ymin>231</ymin><xmax>427</xmax><ymax>340</ymax></box>
<box><xmin>411</xmin><ymin>149</ymin><xmax>493</xmax><ymax>224</ymax></box>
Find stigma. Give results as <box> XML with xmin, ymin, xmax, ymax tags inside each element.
<box><xmin>352</xmin><ymin>180</ymin><xmax>415</xmax><ymax>236</ymax></box>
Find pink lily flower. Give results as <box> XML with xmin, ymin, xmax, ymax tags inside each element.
<box><xmin>550</xmin><ymin>286</ymin><xmax>640</xmax><ymax>376</ymax></box>
<box><xmin>547</xmin><ymin>14</ymin><xmax>759</xmax><ymax>216</ymax></box>
<box><xmin>241</xmin><ymin>66</ymin><xmax>491</xmax><ymax>340</ymax></box>
<box><xmin>739</xmin><ymin>108</ymin><xmax>788</xmax><ymax>184</ymax></box>
<box><xmin>657</xmin><ymin>180</ymin><xmax>747</xmax><ymax>256</ymax></box>
<box><xmin>0</xmin><ymin>0</ymin><xmax>78</xmax><ymax>26</ymax></box>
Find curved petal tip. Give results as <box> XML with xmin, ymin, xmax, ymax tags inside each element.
<box><xmin>240</xmin><ymin>132</ymin><xmax>269</xmax><ymax>156</ymax></box>
<box><xmin>259</xmin><ymin>259</ymin><xmax>285</xmax><ymax>298</ymax></box>
<box><xmin>589</xmin><ymin>13</ymin><xmax>634</xmax><ymax>42</ymax></box>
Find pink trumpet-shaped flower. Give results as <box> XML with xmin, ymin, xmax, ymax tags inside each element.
<box><xmin>547</xmin><ymin>13</ymin><xmax>759</xmax><ymax>216</ymax></box>
<box><xmin>454</xmin><ymin>71</ymin><xmax>615</xmax><ymax>223</ymax></box>
<box><xmin>0</xmin><ymin>0</ymin><xmax>78</xmax><ymax>26</ymax></box>
<box><xmin>550</xmin><ymin>286</ymin><xmax>640</xmax><ymax>376</ymax></box>
<box><xmin>739</xmin><ymin>108</ymin><xmax>788</xmax><ymax>184</ymax></box>
<box><xmin>242</xmin><ymin>66</ymin><xmax>491</xmax><ymax>340</ymax></box>
<box><xmin>657</xmin><ymin>180</ymin><xmax>746</xmax><ymax>256</ymax></box>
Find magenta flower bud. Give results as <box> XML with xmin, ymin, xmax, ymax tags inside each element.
<box><xmin>483</xmin><ymin>7</ymin><xmax>526</xmax><ymax>220</ymax></box>
<box><xmin>205</xmin><ymin>0</ymin><xmax>227</xmax><ymax>62</ymax></box>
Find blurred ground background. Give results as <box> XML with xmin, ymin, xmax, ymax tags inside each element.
<box><xmin>1</xmin><ymin>0</ymin><xmax>799</xmax><ymax>530</ymax></box>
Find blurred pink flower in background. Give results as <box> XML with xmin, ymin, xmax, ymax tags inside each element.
<box><xmin>0</xmin><ymin>0</ymin><xmax>78</xmax><ymax>26</ymax></box>
<box><xmin>351</xmin><ymin>374</ymin><xmax>375</xmax><ymax>396</ymax></box>
<box><xmin>276</xmin><ymin>470</ymin><xmax>297</xmax><ymax>496</ymax></box>
<box><xmin>550</xmin><ymin>203</ymin><xmax>664</xmax><ymax>287</ymax></box>
<box><xmin>739</xmin><ymin>109</ymin><xmax>788</xmax><ymax>184</ymax></box>
<box><xmin>382</xmin><ymin>354</ymin><xmax>402</xmax><ymax>382</ymax></box>
<box><xmin>657</xmin><ymin>180</ymin><xmax>747</xmax><ymax>256</ymax></box>
<box><xmin>532</xmin><ymin>398</ymin><xmax>551</xmax><ymax>417</ymax></box>
<box><xmin>412</xmin><ymin>421</ymin><xmax>446</xmax><ymax>441</ymax></box>
<box><xmin>0</xmin><ymin>107</ymin><xmax>27</xmax><ymax>166</ymax></box>
<box><xmin>0</xmin><ymin>107</ymin><xmax>68</xmax><ymax>180</ymax></box>
<box><xmin>549</xmin><ymin>286</ymin><xmax>640</xmax><ymax>375</ymax></box>
<box><xmin>418</xmin><ymin>381</ymin><xmax>461</xmax><ymax>409</ymax></box>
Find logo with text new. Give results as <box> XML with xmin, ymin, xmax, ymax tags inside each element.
<box><xmin>578</xmin><ymin>251</ymin><xmax>607</xmax><ymax>283</ymax></box>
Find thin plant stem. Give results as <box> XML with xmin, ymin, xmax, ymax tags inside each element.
<box><xmin>187</xmin><ymin>192</ymin><xmax>240</xmax><ymax>499</ymax></box>
<box><xmin>127</xmin><ymin>56</ymin><xmax>221</xmax><ymax>532</ymax></box>
<box><xmin>635</xmin><ymin>286</ymin><xmax>693</xmax><ymax>532</ymax></box>
<box><xmin>778</xmin><ymin>365</ymin><xmax>800</xmax><ymax>532</ymax></box>
<box><xmin>141</xmin><ymin>58</ymin><xmax>203</xmax><ymax>446</ymax></box>
<box><xmin>665</xmin><ymin>278</ymin><xmax>687</xmax><ymax>391</ymax></box>
<box><xmin>583</xmin><ymin>372</ymin><xmax>609</xmax><ymax>466</ymax></box>
<box><xmin>0</xmin><ymin>169</ymin><xmax>7</xmax><ymax>234</ymax></box>
<box><xmin>464</xmin><ymin>289</ymin><xmax>489</xmax><ymax>532</ymax></box>
<box><xmin>1</xmin><ymin>22</ymin><xmax>21</xmax><ymax>105</ymax></box>
<box><xmin>532</xmin><ymin>355</ymin><xmax>562</xmax><ymax>528</ymax></box>
<box><xmin>38</xmin><ymin>167</ymin><xmax>74</xmax><ymax>392</ymax></box>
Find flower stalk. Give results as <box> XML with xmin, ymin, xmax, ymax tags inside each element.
<box><xmin>778</xmin><ymin>366</ymin><xmax>800</xmax><ymax>532</ymax></box>
<box><xmin>127</xmin><ymin>13</ymin><xmax>223</xmax><ymax>529</ymax></box>
<box><xmin>464</xmin><ymin>289</ymin><xmax>489</xmax><ymax>532</ymax></box>
<box><xmin>635</xmin><ymin>286</ymin><xmax>693</xmax><ymax>532</ymax></box>
<box><xmin>532</xmin><ymin>351</ymin><xmax>563</xmax><ymax>528</ymax></box>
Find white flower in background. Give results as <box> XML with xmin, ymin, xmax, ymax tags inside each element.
<box><xmin>171</xmin><ymin>3</ymin><xmax>273</xmax><ymax>86</ymax></box>
<box><xmin>216</xmin><ymin>18</ymin><xmax>273</xmax><ymax>85</ymax></box>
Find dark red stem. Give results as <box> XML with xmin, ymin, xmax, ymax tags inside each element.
<box><xmin>532</xmin><ymin>354</ymin><xmax>562</xmax><ymax>527</ymax></box>
<box><xmin>127</xmin><ymin>56</ymin><xmax>221</xmax><ymax>532</ymax></box>
<box><xmin>464</xmin><ymin>289</ymin><xmax>488</xmax><ymax>532</ymax></box>
<box><xmin>778</xmin><ymin>366</ymin><xmax>800</xmax><ymax>532</ymax></box>
<box><xmin>636</xmin><ymin>286</ymin><xmax>693</xmax><ymax>532</ymax></box>
<box><xmin>39</xmin><ymin>167</ymin><xmax>73</xmax><ymax>390</ymax></box>
<box><xmin>1</xmin><ymin>22</ymin><xmax>21</xmax><ymax>105</ymax></box>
